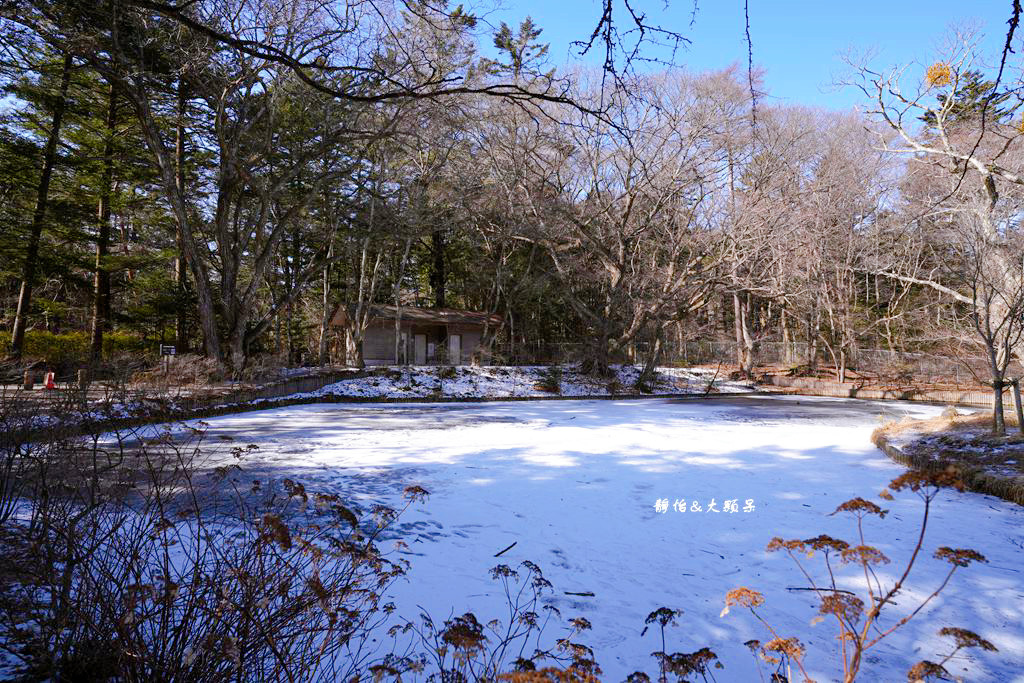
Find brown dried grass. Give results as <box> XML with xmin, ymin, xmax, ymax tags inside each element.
<box><xmin>873</xmin><ymin>409</ymin><xmax>1024</xmax><ymax>506</ymax></box>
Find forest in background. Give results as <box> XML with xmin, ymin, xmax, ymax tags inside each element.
<box><xmin>0</xmin><ymin>6</ymin><xmax>1020</xmax><ymax>679</ymax></box>
<box><xmin>1</xmin><ymin>1</ymin><xmax>1023</xmax><ymax>422</ymax></box>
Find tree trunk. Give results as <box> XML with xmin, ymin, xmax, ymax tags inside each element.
<box><xmin>317</xmin><ymin>260</ymin><xmax>332</xmax><ymax>366</ymax></box>
<box><xmin>430</xmin><ymin>228</ymin><xmax>446</xmax><ymax>308</ymax></box>
<box><xmin>992</xmin><ymin>380</ymin><xmax>1007</xmax><ymax>436</ymax></box>
<box><xmin>807</xmin><ymin>312</ymin><xmax>820</xmax><ymax>371</ymax></box>
<box><xmin>90</xmin><ymin>83</ymin><xmax>116</xmax><ymax>364</ymax></box>
<box><xmin>345</xmin><ymin>330</ymin><xmax>364</xmax><ymax>369</ymax></box>
<box><xmin>1012</xmin><ymin>380</ymin><xmax>1024</xmax><ymax>434</ymax></box>
<box><xmin>9</xmin><ymin>54</ymin><xmax>72</xmax><ymax>359</ymax></box>
<box><xmin>987</xmin><ymin>334</ymin><xmax>1008</xmax><ymax>436</ymax></box>
<box><xmin>394</xmin><ymin>238</ymin><xmax>413</xmax><ymax>365</ymax></box>
<box><xmin>286</xmin><ymin>301</ymin><xmax>295</xmax><ymax>366</ymax></box>
<box><xmin>124</xmin><ymin>72</ymin><xmax>222</xmax><ymax>362</ymax></box>
<box><xmin>275</xmin><ymin>313</ymin><xmax>282</xmax><ymax>357</ymax></box>
<box><xmin>282</xmin><ymin>226</ymin><xmax>297</xmax><ymax>366</ymax></box>
<box><xmin>174</xmin><ymin>80</ymin><xmax>189</xmax><ymax>354</ymax></box>
<box><xmin>228</xmin><ymin>331</ymin><xmax>247</xmax><ymax>378</ymax></box>
<box><xmin>733</xmin><ymin>292</ymin><xmax>755</xmax><ymax>377</ymax></box>
<box><xmin>583</xmin><ymin>330</ymin><xmax>612</xmax><ymax>377</ymax></box>
<box><xmin>780</xmin><ymin>307</ymin><xmax>794</xmax><ymax>366</ymax></box>
<box><xmin>393</xmin><ymin>315</ymin><xmax>402</xmax><ymax>366</ymax></box>
<box><xmin>637</xmin><ymin>328</ymin><xmax>663</xmax><ymax>388</ymax></box>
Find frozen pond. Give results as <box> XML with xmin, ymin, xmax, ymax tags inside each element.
<box><xmin>189</xmin><ymin>396</ymin><xmax>1024</xmax><ymax>681</ymax></box>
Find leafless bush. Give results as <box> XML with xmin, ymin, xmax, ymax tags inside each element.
<box><xmin>236</xmin><ymin>353</ymin><xmax>298</xmax><ymax>384</ymax></box>
<box><xmin>721</xmin><ymin>467</ymin><xmax>995</xmax><ymax>682</ymax></box>
<box><xmin>0</xmin><ymin>407</ymin><xmax>425</xmax><ymax>681</ymax></box>
<box><xmin>629</xmin><ymin>607</ymin><xmax>721</xmax><ymax>683</ymax></box>
<box><xmin>133</xmin><ymin>353</ymin><xmax>227</xmax><ymax>387</ymax></box>
<box><xmin>534</xmin><ymin>366</ymin><xmax>563</xmax><ymax>394</ymax></box>
<box><xmin>130</xmin><ymin>353</ymin><xmax>309</xmax><ymax>393</ymax></box>
<box><xmin>0</xmin><ymin>389</ymin><xmax>40</xmax><ymax>526</ymax></box>
<box><xmin>404</xmin><ymin>560</ymin><xmax>601</xmax><ymax>681</ymax></box>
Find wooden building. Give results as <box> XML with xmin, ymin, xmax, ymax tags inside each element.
<box><xmin>330</xmin><ymin>304</ymin><xmax>501</xmax><ymax>366</ymax></box>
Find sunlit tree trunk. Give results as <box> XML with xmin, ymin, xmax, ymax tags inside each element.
<box><xmin>10</xmin><ymin>54</ymin><xmax>72</xmax><ymax>359</ymax></box>
<box><xmin>90</xmin><ymin>83</ymin><xmax>116</xmax><ymax>364</ymax></box>
<box><xmin>173</xmin><ymin>80</ymin><xmax>189</xmax><ymax>354</ymax></box>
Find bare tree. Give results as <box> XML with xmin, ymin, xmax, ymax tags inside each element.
<box><xmin>852</xmin><ymin>28</ymin><xmax>1024</xmax><ymax>432</ymax></box>
<box><xmin>517</xmin><ymin>72</ymin><xmax>727</xmax><ymax>374</ymax></box>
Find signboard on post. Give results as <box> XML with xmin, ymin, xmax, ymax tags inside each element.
<box><xmin>160</xmin><ymin>345</ymin><xmax>176</xmax><ymax>375</ymax></box>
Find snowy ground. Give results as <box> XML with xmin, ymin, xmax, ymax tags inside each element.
<box><xmin>171</xmin><ymin>396</ymin><xmax>1022</xmax><ymax>681</ymax></box>
<box><xmin>296</xmin><ymin>364</ymin><xmax>754</xmax><ymax>400</ymax></box>
<box><xmin>882</xmin><ymin>413</ymin><xmax>1024</xmax><ymax>483</ymax></box>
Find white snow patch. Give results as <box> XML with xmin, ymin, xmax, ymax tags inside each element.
<box><xmin>290</xmin><ymin>364</ymin><xmax>753</xmax><ymax>401</ymax></box>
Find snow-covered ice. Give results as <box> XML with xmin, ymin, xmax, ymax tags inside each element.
<box><xmin>178</xmin><ymin>396</ymin><xmax>1023</xmax><ymax>681</ymax></box>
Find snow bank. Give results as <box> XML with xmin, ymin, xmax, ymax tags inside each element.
<box><xmin>297</xmin><ymin>364</ymin><xmax>753</xmax><ymax>400</ymax></box>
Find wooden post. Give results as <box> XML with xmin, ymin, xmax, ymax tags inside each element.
<box><xmin>1012</xmin><ymin>379</ymin><xmax>1024</xmax><ymax>434</ymax></box>
<box><xmin>77</xmin><ymin>368</ymin><xmax>89</xmax><ymax>391</ymax></box>
<box><xmin>22</xmin><ymin>370</ymin><xmax>34</xmax><ymax>390</ymax></box>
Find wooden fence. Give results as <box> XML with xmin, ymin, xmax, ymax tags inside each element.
<box><xmin>761</xmin><ymin>375</ymin><xmax>1005</xmax><ymax>408</ymax></box>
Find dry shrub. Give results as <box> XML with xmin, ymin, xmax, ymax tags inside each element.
<box><xmin>133</xmin><ymin>354</ymin><xmax>315</xmax><ymax>390</ymax></box>
<box><xmin>237</xmin><ymin>353</ymin><xmax>295</xmax><ymax>384</ymax></box>
<box><xmin>408</xmin><ymin>560</ymin><xmax>601</xmax><ymax>681</ymax></box>
<box><xmin>535</xmin><ymin>366</ymin><xmax>563</xmax><ymax>393</ymax></box>
<box><xmin>0</xmin><ymin>404</ymin><xmax>423</xmax><ymax>682</ymax></box>
<box><xmin>724</xmin><ymin>467</ymin><xmax>995</xmax><ymax>683</ymax></box>
<box><xmin>133</xmin><ymin>353</ymin><xmax>227</xmax><ymax>387</ymax></box>
<box><xmin>633</xmin><ymin>607</ymin><xmax>721</xmax><ymax>682</ymax></box>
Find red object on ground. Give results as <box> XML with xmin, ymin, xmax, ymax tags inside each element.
<box><xmin>44</xmin><ymin>372</ymin><xmax>56</xmax><ymax>390</ymax></box>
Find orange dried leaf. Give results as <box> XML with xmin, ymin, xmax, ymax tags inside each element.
<box><xmin>926</xmin><ymin>62</ymin><xmax>951</xmax><ymax>87</ymax></box>
<box><xmin>833</xmin><ymin>497</ymin><xmax>887</xmax><ymax>517</ymax></box>
<box><xmin>725</xmin><ymin>587</ymin><xmax>765</xmax><ymax>609</ymax></box>
<box><xmin>840</xmin><ymin>544</ymin><xmax>890</xmax><ymax>566</ymax></box>
<box><xmin>938</xmin><ymin>627</ymin><xmax>998</xmax><ymax>651</ymax></box>
<box><xmin>934</xmin><ymin>547</ymin><xmax>987</xmax><ymax>567</ymax></box>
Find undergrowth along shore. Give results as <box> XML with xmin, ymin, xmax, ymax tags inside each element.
<box><xmin>873</xmin><ymin>415</ymin><xmax>1024</xmax><ymax>507</ymax></box>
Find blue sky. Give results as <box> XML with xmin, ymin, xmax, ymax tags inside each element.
<box><xmin>477</xmin><ymin>0</ymin><xmax>1014</xmax><ymax>110</ymax></box>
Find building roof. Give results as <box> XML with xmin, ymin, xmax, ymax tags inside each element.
<box><xmin>331</xmin><ymin>304</ymin><xmax>502</xmax><ymax>328</ymax></box>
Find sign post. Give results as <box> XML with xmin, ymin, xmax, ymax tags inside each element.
<box><xmin>160</xmin><ymin>345</ymin><xmax>176</xmax><ymax>375</ymax></box>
